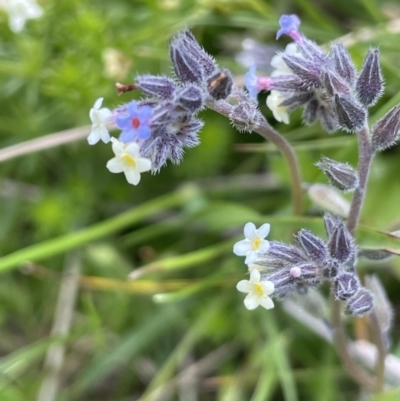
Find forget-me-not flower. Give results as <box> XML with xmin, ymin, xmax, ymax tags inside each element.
<box><xmin>116</xmin><ymin>101</ymin><xmax>152</xmax><ymax>142</ymax></box>
<box><xmin>88</xmin><ymin>97</ymin><xmax>112</xmax><ymax>145</ymax></box>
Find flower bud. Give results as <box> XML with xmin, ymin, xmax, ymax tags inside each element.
<box><xmin>263</xmin><ymin>269</ymin><xmax>295</xmax><ymax>298</ymax></box>
<box><xmin>334</xmin><ymin>272</ymin><xmax>359</xmax><ymax>301</ymax></box>
<box><xmin>135</xmin><ymin>75</ymin><xmax>177</xmax><ymax>99</ymax></box>
<box><xmin>256</xmin><ymin>241</ymin><xmax>306</xmax><ymax>268</ymax></box>
<box><xmin>345</xmin><ymin>288</ymin><xmax>374</xmax><ymax>316</ymax></box>
<box><xmin>372</xmin><ymin>105</ymin><xmax>400</xmax><ymax>151</ymax></box>
<box><xmin>323</xmin><ymin>213</ymin><xmax>342</xmax><ymax>238</ymax></box>
<box><xmin>308</xmin><ymin>184</ymin><xmax>350</xmax><ymax>217</ymax></box>
<box><xmin>334</xmin><ymin>94</ymin><xmax>367</xmax><ymax>133</ymax></box>
<box><xmin>178</xmin><ymin>30</ymin><xmax>218</xmax><ymax>77</ymax></box>
<box><xmin>356</xmin><ymin>49</ymin><xmax>383</xmax><ymax>107</ymax></box>
<box><xmin>323</xmin><ymin>71</ymin><xmax>350</xmax><ymax>97</ymax></box>
<box><xmin>170</xmin><ymin>40</ymin><xmax>204</xmax><ymax>83</ymax></box>
<box><xmin>175</xmin><ymin>84</ymin><xmax>205</xmax><ymax>113</ymax></box>
<box><xmin>316</xmin><ymin>156</ymin><xmax>359</xmax><ymax>192</ymax></box>
<box><xmin>331</xmin><ymin>43</ymin><xmax>356</xmax><ymax>87</ymax></box>
<box><xmin>297</xmin><ymin>262</ymin><xmax>321</xmax><ymax>285</ymax></box>
<box><xmin>322</xmin><ymin>258</ymin><xmax>340</xmax><ymax>279</ymax></box>
<box><xmin>207</xmin><ymin>69</ymin><xmax>233</xmax><ymax>100</ymax></box>
<box><xmin>229</xmin><ymin>101</ymin><xmax>262</xmax><ymax>132</ymax></box>
<box><xmin>295</xmin><ymin>229</ymin><xmax>328</xmax><ymax>262</ymax></box>
<box><xmin>282</xmin><ymin>54</ymin><xmax>321</xmax><ymax>88</ymax></box>
<box><xmin>328</xmin><ymin>220</ymin><xmax>356</xmax><ymax>264</ymax></box>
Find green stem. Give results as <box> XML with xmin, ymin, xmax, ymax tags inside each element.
<box><xmin>206</xmin><ymin>99</ymin><xmax>304</xmax><ymax>215</ymax></box>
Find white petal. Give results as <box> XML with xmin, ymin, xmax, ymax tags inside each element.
<box><xmin>257</xmin><ymin>240</ymin><xmax>270</xmax><ymax>254</ymax></box>
<box><xmin>257</xmin><ymin>223</ymin><xmax>270</xmax><ymax>238</ymax></box>
<box><xmin>245</xmin><ymin>251</ymin><xmax>258</xmax><ymax>265</ymax></box>
<box><xmin>236</xmin><ymin>280</ymin><xmax>251</xmax><ymax>293</ymax></box>
<box><xmin>136</xmin><ymin>158</ymin><xmax>152</xmax><ymax>173</ymax></box>
<box><xmin>233</xmin><ymin>239</ymin><xmax>252</xmax><ymax>256</ymax></box>
<box><xmin>99</xmin><ymin>126</ymin><xmax>111</xmax><ymax>144</ymax></box>
<box><xmin>249</xmin><ymin>269</ymin><xmax>261</xmax><ymax>283</ymax></box>
<box><xmin>111</xmin><ymin>137</ymin><xmax>124</xmax><ymax>155</ymax></box>
<box><xmin>93</xmin><ymin>97</ymin><xmax>104</xmax><ymax>110</ymax></box>
<box><xmin>9</xmin><ymin>15</ymin><xmax>25</xmax><ymax>32</ymax></box>
<box><xmin>125</xmin><ymin>142</ymin><xmax>141</xmax><ymax>157</ymax></box>
<box><xmin>98</xmin><ymin>108</ymin><xmax>112</xmax><ymax>125</ymax></box>
<box><xmin>244</xmin><ymin>222</ymin><xmax>257</xmax><ymax>240</ymax></box>
<box><xmin>106</xmin><ymin>158</ymin><xmax>125</xmax><ymax>173</ymax></box>
<box><xmin>260</xmin><ymin>280</ymin><xmax>275</xmax><ymax>296</ymax></box>
<box><xmin>285</xmin><ymin>43</ymin><xmax>299</xmax><ymax>55</ymax></box>
<box><xmin>124</xmin><ymin>168</ymin><xmax>141</xmax><ymax>185</ymax></box>
<box><xmin>244</xmin><ymin>293</ymin><xmax>259</xmax><ymax>310</ymax></box>
<box><xmin>87</xmin><ymin>128</ymin><xmax>100</xmax><ymax>145</ymax></box>
<box><xmin>259</xmin><ymin>296</ymin><xmax>274</xmax><ymax>310</ymax></box>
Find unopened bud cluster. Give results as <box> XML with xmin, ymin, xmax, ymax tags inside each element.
<box><xmin>234</xmin><ymin>216</ymin><xmax>373</xmax><ymax>316</ymax></box>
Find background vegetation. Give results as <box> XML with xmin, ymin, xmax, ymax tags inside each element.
<box><xmin>1</xmin><ymin>0</ymin><xmax>400</xmax><ymax>400</ymax></box>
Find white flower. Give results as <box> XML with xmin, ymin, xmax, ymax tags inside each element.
<box><xmin>233</xmin><ymin>222</ymin><xmax>270</xmax><ymax>265</ymax></box>
<box><xmin>270</xmin><ymin>43</ymin><xmax>299</xmax><ymax>77</ymax></box>
<box><xmin>106</xmin><ymin>138</ymin><xmax>151</xmax><ymax>185</ymax></box>
<box><xmin>88</xmin><ymin>98</ymin><xmax>112</xmax><ymax>145</ymax></box>
<box><xmin>266</xmin><ymin>90</ymin><xmax>290</xmax><ymax>124</ymax></box>
<box><xmin>3</xmin><ymin>0</ymin><xmax>43</xmax><ymax>33</ymax></box>
<box><xmin>236</xmin><ymin>269</ymin><xmax>275</xmax><ymax>310</ymax></box>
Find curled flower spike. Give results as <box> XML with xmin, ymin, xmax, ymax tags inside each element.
<box><xmin>276</xmin><ymin>14</ymin><xmax>302</xmax><ymax>41</ymax></box>
<box><xmin>244</xmin><ymin>63</ymin><xmax>272</xmax><ymax>99</ymax></box>
<box><xmin>233</xmin><ymin>222</ymin><xmax>271</xmax><ymax>264</ymax></box>
<box><xmin>88</xmin><ymin>98</ymin><xmax>112</xmax><ymax>145</ymax></box>
<box><xmin>106</xmin><ymin>138</ymin><xmax>152</xmax><ymax>185</ymax></box>
<box><xmin>116</xmin><ymin>101</ymin><xmax>152</xmax><ymax>142</ymax></box>
<box><xmin>236</xmin><ymin>269</ymin><xmax>275</xmax><ymax>310</ymax></box>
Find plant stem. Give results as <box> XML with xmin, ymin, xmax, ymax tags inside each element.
<box><xmin>369</xmin><ymin>311</ymin><xmax>386</xmax><ymax>392</ymax></box>
<box><xmin>206</xmin><ymin>99</ymin><xmax>304</xmax><ymax>215</ymax></box>
<box><xmin>347</xmin><ymin>127</ymin><xmax>375</xmax><ymax>234</ymax></box>
<box><xmin>330</xmin><ymin>295</ymin><xmax>375</xmax><ymax>391</ymax></box>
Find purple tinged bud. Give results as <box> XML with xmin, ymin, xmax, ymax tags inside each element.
<box><xmin>322</xmin><ymin>258</ymin><xmax>340</xmax><ymax>280</ymax></box>
<box><xmin>282</xmin><ymin>55</ymin><xmax>322</xmax><ymax>88</ymax></box>
<box><xmin>297</xmin><ymin>262</ymin><xmax>321</xmax><ymax>284</ymax></box>
<box><xmin>170</xmin><ymin>40</ymin><xmax>203</xmax><ymax>83</ymax></box>
<box><xmin>334</xmin><ymin>272</ymin><xmax>359</xmax><ymax>301</ymax></box>
<box><xmin>302</xmin><ymin>99</ymin><xmax>319</xmax><ymax>125</ymax></box>
<box><xmin>270</xmin><ymin>75</ymin><xmax>306</xmax><ymax>92</ymax></box>
<box><xmin>331</xmin><ymin>43</ymin><xmax>356</xmax><ymax>87</ymax></box>
<box><xmin>276</xmin><ymin>14</ymin><xmax>301</xmax><ymax>41</ymax></box>
<box><xmin>295</xmin><ymin>229</ymin><xmax>328</xmax><ymax>262</ymax></box>
<box><xmin>175</xmin><ymin>84</ymin><xmax>205</xmax><ymax>113</ymax></box>
<box><xmin>345</xmin><ymin>288</ymin><xmax>374</xmax><ymax>316</ymax></box>
<box><xmin>207</xmin><ymin>69</ymin><xmax>233</xmax><ymax>100</ymax></box>
<box><xmin>316</xmin><ymin>156</ymin><xmax>359</xmax><ymax>192</ymax></box>
<box><xmin>323</xmin><ymin>213</ymin><xmax>342</xmax><ymax>238</ymax></box>
<box><xmin>334</xmin><ymin>94</ymin><xmax>367</xmax><ymax>133</ymax></box>
<box><xmin>323</xmin><ymin>71</ymin><xmax>350</xmax><ymax>97</ymax></box>
<box><xmin>267</xmin><ymin>241</ymin><xmax>307</xmax><ymax>265</ymax></box>
<box><xmin>328</xmin><ymin>220</ymin><xmax>356</xmax><ymax>264</ymax></box>
<box><xmin>179</xmin><ymin>30</ymin><xmax>218</xmax><ymax>77</ymax></box>
<box><xmin>372</xmin><ymin>105</ymin><xmax>400</xmax><ymax>150</ymax></box>
<box><xmin>318</xmin><ymin>106</ymin><xmax>339</xmax><ymax>133</ymax></box>
<box><xmin>229</xmin><ymin>102</ymin><xmax>262</xmax><ymax>133</ymax></box>
<box><xmin>135</xmin><ymin>75</ymin><xmax>177</xmax><ymax>99</ymax></box>
<box><xmin>356</xmin><ymin>49</ymin><xmax>383</xmax><ymax>107</ymax></box>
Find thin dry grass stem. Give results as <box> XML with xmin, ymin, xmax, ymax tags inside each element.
<box><xmin>0</xmin><ymin>126</ymin><xmax>91</xmax><ymax>163</ymax></box>
<box><xmin>36</xmin><ymin>252</ymin><xmax>81</xmax><ymax>401</ymax></box>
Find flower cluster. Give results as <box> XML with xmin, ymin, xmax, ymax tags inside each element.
<box><xmin>233</xmin><ymin>218</ymin><xmax>374</xmax><ymax>316</ymax></box>
<box><xmin>88</xmin><ymin>30</ymin><xmax>235</xmax><ymax>184</ymax></box>
<box><xmin>245</xmin><ymin>14</ymin><xmax>383</xmax><ymax>132</ymax></box>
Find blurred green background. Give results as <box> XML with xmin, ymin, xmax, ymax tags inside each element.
<box><xmin>1</xmin><ymin>0</ymin><xmax>400</xmax><ymax>400</ymax></box>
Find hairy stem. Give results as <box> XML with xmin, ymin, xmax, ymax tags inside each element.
<box><xmin>347</xmin><ymin>127</ymin><xmax>375</xmax><ymax>234</ymax></box>
<box><xmin>206</xmin><ymin>99</ymin><xmax>303</xmax><ymax>215</ymax></box>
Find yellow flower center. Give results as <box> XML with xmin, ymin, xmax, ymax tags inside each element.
<box><xmin>252</xmin><ymin>237</ymin><xmax>262</xmax><ymax>250</ymax></box>
<box><xmin>254</xmin><ymin>283</ymin><xmax>264</xmax><ymax>296</ymax></box>
<box><xmin>122</xmin><ymin>153</ymin><xmax>136</xmax><ymax>167</ymax></box>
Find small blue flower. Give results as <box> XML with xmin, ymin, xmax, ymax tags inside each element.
<box><xmin>276</xmin><ymin>14</ymin><xmax>301</xmax><ymax>40</ymax></box>
<box><xmin>244</xmin><ymin>63</ymin><xmax>260</xmax><ymax>99</ymax></box>
<box><xmin>116</xmin><ymin>101</ymin><xmax>153</xmax><ymax>142</ymax></box>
